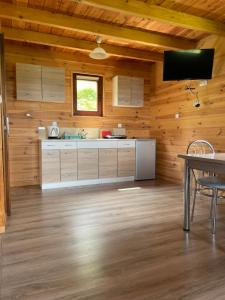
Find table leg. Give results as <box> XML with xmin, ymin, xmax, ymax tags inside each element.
<box><xmin>183</xmin><ymin>160</ymin><xmax>191</xmax><ymax>231</ymax></box>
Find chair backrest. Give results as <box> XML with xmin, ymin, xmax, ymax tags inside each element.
<box><xmin>186</xmin><ymin>140</ymin><xmax>215</xmax><ymax>182</ymax></box>
<box><xmin>186</xmin><ymin>140</ymin><xmax>215</xmax><ymax>155</ymax></box>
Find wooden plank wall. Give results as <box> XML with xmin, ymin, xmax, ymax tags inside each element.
<box><xmin>150</xmin><ymin>35</ymin><xmax>225</xmax><ymax>183</ymax></box>
<box><xmin>0</xmin><ymin>104</ymin><xmax>6</xmax><ymax>232</ymax></box>
<box><xmin>5</xmin><ymin>42</ymin><xmax>152</xmax><ymax>187</ymax></box>
<box><xmin>0</xmin><ymin>33</ymin><xmax>6</xmax><ymax>232</ymax></box>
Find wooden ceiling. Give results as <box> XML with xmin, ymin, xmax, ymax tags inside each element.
<box><xmin>1</xmin><ymin>0</ymin><xmax>225</xmax><ymax>62</ymax></box>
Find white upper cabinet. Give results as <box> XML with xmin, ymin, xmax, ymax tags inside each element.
<box><xmin>112</xmin><ymin>75</ymin><xmax>144</xmax><ymax>107</ymax></box>
<box><xmin>16</xmin><ymin>63</ymin><xmax>65</xmax><ymax>103</ymax></box>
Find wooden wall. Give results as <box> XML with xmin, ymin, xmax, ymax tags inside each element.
<box><xmin>150</xmin><ymin>35</ymin><xmax>225</xmax><ymax>183</ymax></box>
<box><xmin>5</xmin><ymin>42</ymin><xmax>152</xmax><ymax>187</ymax></box>
<box><xmin>0</xmin><ymin>104</ymin><xmax>6</xmax><ymax>232</ymax></box>
<box><xmin>0</xmin><ymin>33</ymin><xmax>6</xmax><ymax>232</ymax></box>
<box><xmin>7</xmin><ymin>35</ymin><xmax>225</xmax><ymax>188</ymax></box>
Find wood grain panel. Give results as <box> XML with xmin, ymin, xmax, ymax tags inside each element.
<box><xmin>82</xmin><ymin>0</ymin><xmax>225</xmax><ymax>36</ymax></box>
<box><xmin>113</xmin><ymin>75</ymin><xmax>131</xmax><ymax>106</ymax></box>
<box><xmin>5</xmin><ymin>41</ymin><xmax>152</xmax><ymax>187</ymax></box>
<box><xmin>77</xmin><ymin>148</ymin><xmax>99</xmax><ymax>180</ymax></box>
<box><xmin>1</xmin><ymin>0</ymin><xmax>221</xmax><ymax>47</ymax></box>
<box><xmin>131</xmin><ymin>77</ymin><xmax>144</xmax><ymax>107</ymax></box>
<box><xmin>60</xmin><ymin>149</ymin><xmax>77</xmax><ymax>182</ymax></box>
<box><xmin>118</xmin><ymin>148</ymin><xmax>136</xmax><ymax>177</ymax></box>
<box><xmin>0</xmin><ymin>105</ymin><xmax>6</xmax><ymax>232</ymax></box>
<box><xmin>150</xmin><ymin>35</ymin><xmax>225</xmax><ymax>184</ymax></box>
<box><xmin>99</xmin><ymin>148</ymin><xmax>117</xmax><ymax>178</ymax></box>
<box><xmin>0</xmin><ymin>2</ymin><xmax>195</xmax><ymax>50</ymax></box>
<box><xmin>4</xmin><ymin>181</ymin><xmax>225</xmax><ymax>298</ymax></box>
<box><xmin>42</xmin><ymin>66</ymin><xmax>65</xmax><ymax>103</ymax></box>
<box><xmin>41</xmin><ymin>149</ymin><xmax>60</xmax><ymax>183</ymax></box>
<box><xmin>3</xmin><ymin>181</ymin><xmax>225</xmax><ymax>299</ymax></box>
<box><xmin>16</xmin><ymin>63</ymin><xmax>42</xmax><ymax>101</ymax></box>
<box><xmin>2</xmin><ymin>26</ymin><xmax>163</xmax><ymax>62</ymax></box>
<box><xmin>0</xmin><ymin>34</ymin><xmax>7</xmax><ymax>232</ymax></box>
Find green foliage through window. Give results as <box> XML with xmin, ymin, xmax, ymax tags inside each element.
<box><xmin>77</xmin><ymin>80</ymin><xmax>98</xmax><ymax>111</ymax></box>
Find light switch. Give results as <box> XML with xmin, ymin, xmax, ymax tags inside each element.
<box><xmin>175</xmin><ymin>112</ymin><xmax>181</xmax><ymax>119</ymax></box>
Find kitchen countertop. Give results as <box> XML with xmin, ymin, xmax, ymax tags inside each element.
<box><xmin>41</xmin><ymin>138</ymin><xmax>137</xmax><ymax>141</ymax></box>
<box><xmin>41</xmin><ymin>139</ymin><xmax>157</xmax><ymax>143</ymax></box>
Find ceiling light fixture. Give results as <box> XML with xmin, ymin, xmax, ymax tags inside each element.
<box><xmin>89</xmin><ymin>36</ymin><xmax>108</xmax><ymax>60</ymax></box>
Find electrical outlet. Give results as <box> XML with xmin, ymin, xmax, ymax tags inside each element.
<box><xmin>199</xmin><ymin>80</ymin><xmax>208</xmax><ymax>87</ymax></box>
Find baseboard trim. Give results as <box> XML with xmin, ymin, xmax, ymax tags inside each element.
<box><xmin>41</xmin><ymin>176</ymin><xmax>135</xmax><ymax>190</ymax></box>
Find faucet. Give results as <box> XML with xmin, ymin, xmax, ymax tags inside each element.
<box><xmin>78</xmin><ymin>128</ymin><xmax>88</xmax><ymax>139</ymax></box>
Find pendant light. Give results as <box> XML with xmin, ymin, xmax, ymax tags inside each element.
<box><xmin>89</xmin><ymin>36</ymin><xmax>108</xmax><ymax>60</ymax></box>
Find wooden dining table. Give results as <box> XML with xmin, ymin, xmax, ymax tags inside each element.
<box><xmin>178</xmin><ymin>153</ymin><xmax>225</xmax><ymax>231</ymax></box>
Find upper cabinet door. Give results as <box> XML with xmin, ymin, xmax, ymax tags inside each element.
<box><xmin>131</xmin><ymin>77</ymin><xmax>144</xmax><ymax>107</ymax></box>
<box><xmin>16</xmin><ymin>63</ymin><xmax>42</xmax><ymax>101</ymax></box>
<box><xmin>42</xmin><ymin>66</ymin><xmax>65</xmax><ymax>103</ymax></box>
<box><xmin>112</xmin><ymin>75</ymin><xmax>144</xmax><ymax>107</ymax></box>
<box><xmin>113</xmin><ymin>75</ymin><xmax>131</xmax><ymax>107</ymax></box>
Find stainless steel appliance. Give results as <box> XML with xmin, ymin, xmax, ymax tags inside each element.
<box><xmin>135</xmin><ymin>139</ymin><xmax>156</xmax><ymax>180</ymax></box>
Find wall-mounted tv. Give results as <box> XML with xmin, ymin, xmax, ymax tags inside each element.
<box><xmin>163</xmin><ymin>49</ymin><xmax>215</xmax><ymax>81</ymax></box>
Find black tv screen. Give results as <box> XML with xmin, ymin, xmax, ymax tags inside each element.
<box><xmin>163</xmin><ymin>49</ymin><xmax>215</xmax><ymax>81</ymax></box>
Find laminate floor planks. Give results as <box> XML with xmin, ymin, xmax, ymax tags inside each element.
<box><xmin>1</xmin><ymin>180</ymin><xmax>225</xmax><ymax>299</ymax></box>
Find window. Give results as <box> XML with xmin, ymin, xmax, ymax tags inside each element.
<box><xmin>73</xmin><ymin>73</ymin><xmax>103</xmax><ymax>116</ymax></box>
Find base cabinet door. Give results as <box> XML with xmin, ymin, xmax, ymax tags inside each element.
<box><xmin>60</xmin><ymin>150</ymin><xmax>77</xmax><ymax>181</ymax></box>
<box><xmin>99</xmin><ymin>149</ymin><xmax>117</xmax><ymax>178</ymax></box>
<box><xmin>118</xmin><ymin>148</ymin><xmax>135</xmax><ymax>177</ymax></box>
<box><xmin>42</xmin><ymin>150</ymin><xmax>60</xmax><ymax>183</ymax></box>
<box><xmin>78</xmin><ymin>149</ymin><xmax>98</xmax><ymax>180</ymax></box>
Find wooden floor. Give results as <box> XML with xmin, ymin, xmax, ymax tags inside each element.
<box><xmin>1</xmin><ymin>180</ymin><xmax>225</xmax><ymax>299</ymax></box>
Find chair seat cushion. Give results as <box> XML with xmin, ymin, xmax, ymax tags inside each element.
<box><xmin>197</xmin><ymin>176</ymin><xmax>225</xmax><ymax>189</ymax></box>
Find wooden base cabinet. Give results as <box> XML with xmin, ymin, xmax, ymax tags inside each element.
<box><xmin>41</xmin><ymin>150</ymin><xmax>60</xmax><ymax>183</ymax></box>
<box><xmin>118</xmin><ymin>148</ymin><xmax>136</xmax><ymax>177</ymax></box>
<box><xmin>78</xmin><ymin>149</ymin><xmax>99</xmax><ymax>180</ymax></box>
<box><xmin>60</xmin><ymin>149</ymin><xmax>77</xmax><ymax>181</ymax></box>
<box><xmin>40</xmin><ymin>140</ymin><xmax>139</xmax><ymax>189</ymax></box>
<box><xmin>99</xmin><ymin>149</ymin><xmax>118</xmax><ymax>178</ymax></box>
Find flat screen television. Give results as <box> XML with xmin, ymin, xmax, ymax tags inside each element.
<box><xmin>163</xmin><ymin>49</ymin><xmax>215</xmax><ymax>81</ymax></box>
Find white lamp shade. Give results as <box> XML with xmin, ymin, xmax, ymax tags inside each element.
<box><xmin>89</xmin><ymin>46</ymin><xmax>109</xmax><ymax>60</ymax></box>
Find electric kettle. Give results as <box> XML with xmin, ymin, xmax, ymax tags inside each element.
<box><xmin>47</xmin><ymin>121</ymin><xmax>60</xmax><ymax>139</ymax></box>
